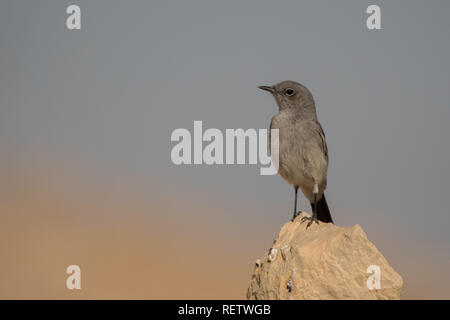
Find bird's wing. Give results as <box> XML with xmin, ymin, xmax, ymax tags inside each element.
<box><xmin>297</xmin><ymin>121</ymin><xmax>328</xmax><ymax>157</ymax></box>
<box><xmin>296</xmin><ymin>120</ymin><xmax>329</xmax><ymax>183</ymax></box>
<box><xmin>315</xmin><ymin>121</ymin><xmax>328</xmax><ymax>161</ymax></box>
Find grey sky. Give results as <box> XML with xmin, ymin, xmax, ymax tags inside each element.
<box><xmin>1</xmin><ymin>1</ymin><xmax>450</xmax><ymax>298</ymax></box>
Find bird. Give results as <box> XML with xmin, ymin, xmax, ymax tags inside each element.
<box><xmin>259</xmin><ymin>80</ymin><xmax>333</xmax><ymax>227</ymax></box>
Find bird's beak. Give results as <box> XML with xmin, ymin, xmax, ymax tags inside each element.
<box><xmin>258</xmin><ymin>86</ymin><xmax>274</xmax><ymax>93</ymax></box>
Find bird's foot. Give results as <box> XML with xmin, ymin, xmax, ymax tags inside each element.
<box><xmin>291</xmin><ymin>211</ymin><xmax>302</xmax><ymax>222</ymax></box>
<box><xmin>301</xmin><ymin>214</ymin><xmax>319</xmax><ymax>228</ymax></box>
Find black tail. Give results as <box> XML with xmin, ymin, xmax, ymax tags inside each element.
<box><xmin>311</xmin><ymin>194</ymin><xmax>333</xmax><ymax>224</ymax></box>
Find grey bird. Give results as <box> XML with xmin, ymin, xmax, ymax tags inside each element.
<box><xmin>259</xmin><ymin>80</ymin><xmax>333</xmax><ymax>227</ymax></box>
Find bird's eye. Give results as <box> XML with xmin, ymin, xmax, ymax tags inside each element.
<box><xmin>285</xmin><ymin>88</ymin><xmax>295</xmax><ymax>96</ymax></box>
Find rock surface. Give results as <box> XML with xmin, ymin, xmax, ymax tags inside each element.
<box><xmin>247</xmin><ymin>213</ymin><xmax>403</xmax><ymax>300</ymax></box>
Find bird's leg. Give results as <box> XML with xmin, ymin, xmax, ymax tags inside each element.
<box><xmin>301</xmin><ymin>185</ymin><xmax>320</xmax><ymax>228</ymax></box>
<box><xmin>310</xmin><ymin>193</ymin><xmax>319</xmax><ymax>226</ymax></box>
<box><xmin>291</xmin><ymin>186</ymin><xmax>299</xmax><ymax>221</ymax></box>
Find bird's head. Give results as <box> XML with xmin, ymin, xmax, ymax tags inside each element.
<box><xmin>258</xmin><ymin>80</ymin><xmax>316</xmax><ymax>114</ymax></box>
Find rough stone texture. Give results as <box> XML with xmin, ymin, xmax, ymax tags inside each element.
<box><xmin>247</xmin><ymin>213</ymin><xmax>403</xmax><ymax>300</ymax></box>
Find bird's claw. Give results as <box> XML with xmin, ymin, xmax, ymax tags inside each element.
<box><xmin>301</xmin><ymin>215</ymin><xmax>319</xmax><ymax>228</ymax></box>
<box><xmin>291</xmin><ymin>211</ymin><xmax>302</xmax><ymax>222</ymax></box>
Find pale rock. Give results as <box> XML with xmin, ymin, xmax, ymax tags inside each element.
<box><xmin>247</xmin><ymin>213</ymin><xmax>403</xmax><ymax>300</ymax></box>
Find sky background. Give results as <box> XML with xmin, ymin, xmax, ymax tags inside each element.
<box><xmin>1</xmin><ymin>0</ymin><xmax>450</xmax><ymax>299</ymax></box>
